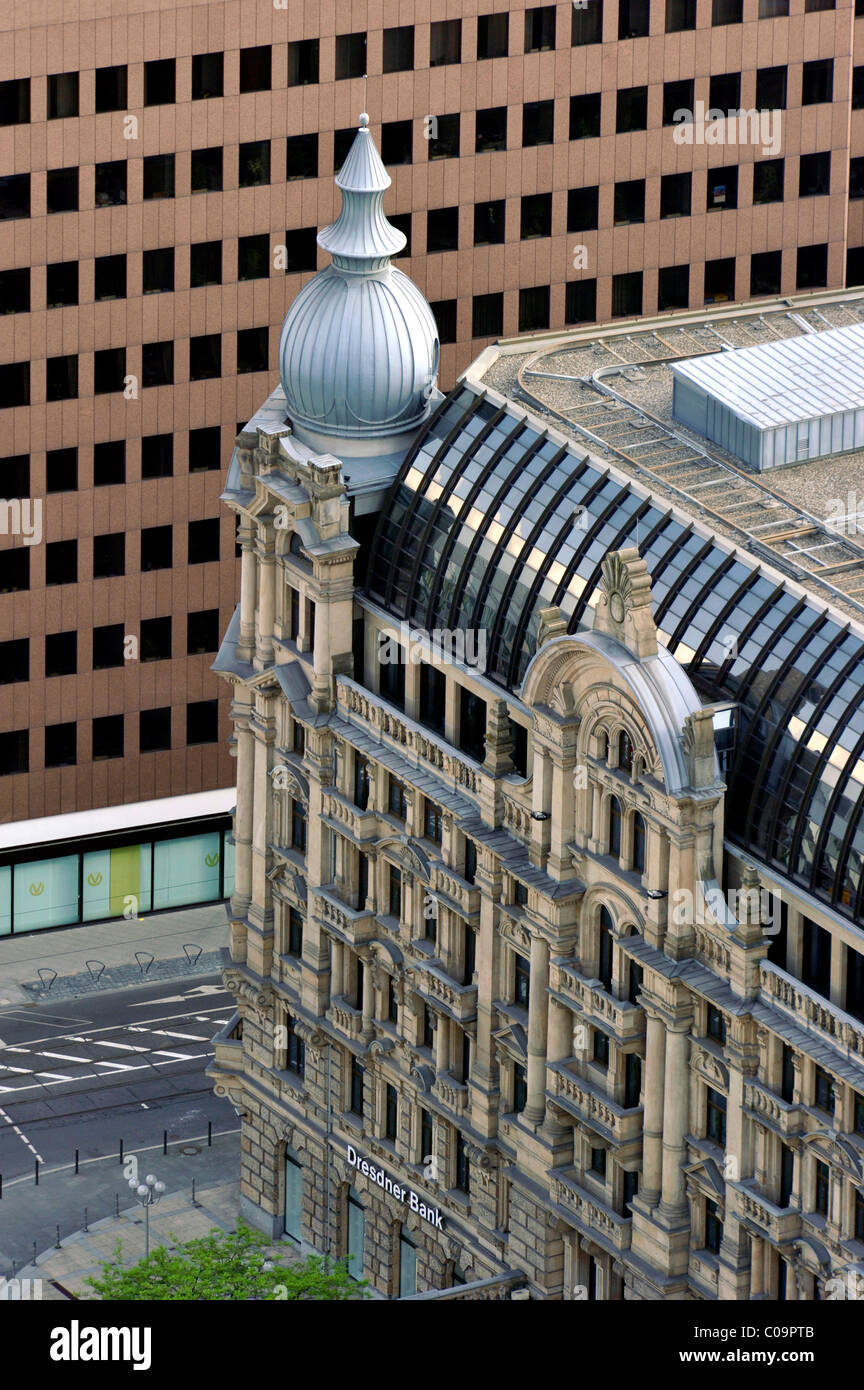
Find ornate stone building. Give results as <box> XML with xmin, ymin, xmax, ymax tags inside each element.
<box><xmin>210</xmin><ymin>116</ymin><xmax>864</xmax><ymax>1300</ymax></box>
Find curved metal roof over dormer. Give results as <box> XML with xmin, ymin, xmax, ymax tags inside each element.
<box><xmin>367</xmin><ymin>381</ymin><xmax>864</xmax><ymax>926</ymax></box>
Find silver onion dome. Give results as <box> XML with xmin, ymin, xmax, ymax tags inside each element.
<box><xmin>278</xmin><ymin>114</ymin><xmax>440</xmax><ymax>444</ymax></box>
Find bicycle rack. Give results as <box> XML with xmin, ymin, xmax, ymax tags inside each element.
<box><xmin>36</xmin><ymin>968</ymin><xmax>57</xmax><ymax>992</ymax></box>
<box><xmin>85</xmin><ymin>959</ymin><xmax>106</xmax><ymax>983</ymax></box>
<box><xmin>134</xmin><ymin>951</ymin><xmax>155</xmax><ymax>975</ymax></box>
<box><xmin>183</xmin><ymin>943</ymin><xmax>203</xmax><ymax>967</ymax></box>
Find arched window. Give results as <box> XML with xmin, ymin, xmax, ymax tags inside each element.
<box><xmin>597</xmin><ymin>729</ymin><xmax>609</xmax><ymax>761</ymax></box>
<box><xmin>618</xmin><ymin>730</ymin><xmax>633</xmax><ymax>776</ymax></box>
<box><xmin>346</xmin><ymin>1186</ymin><xmax>365</xmax><ymax>1281</ymax></box>
<box><xmin>608</xmin><ymin>796</ymin><xmax>621</xmax><ymax>858</ymax></box>
<box><xmin>284</xmin><ymin>1147</ymin><xmax>303</xmax><ymax>1244</ymax></box>
<box><xmin>633</xmin><ymin>812</ymin><xmax>646</xmax><ymax>874</ymax></box>
<box><xmin>599</xmin><ymin>906</ymin><xmax>614</xmax><ymax>991</ymax></box>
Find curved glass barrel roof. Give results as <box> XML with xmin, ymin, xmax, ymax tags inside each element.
<box><xmin>367</xmin><ymin>383</ymin><xmax>864</xmax><ymax>927</ymax></box>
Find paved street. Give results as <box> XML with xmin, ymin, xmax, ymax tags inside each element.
<box><xmin>0</xmin><ymin>975</ymin><xmax>240</xmax><ymax>1272</ymax></box>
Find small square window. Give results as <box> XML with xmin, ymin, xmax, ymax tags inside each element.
<box><xmin>46</xmin><ymin>167</ymin><xmax>78</xmax><ymax>214</ymax></box>
<box><xmin>94</xmin><ymin>253</ymin><xmax>126</xmax><ymax>301</ymax></box>
<box><xmin>239</xmin><ymin>44</ymin><xmax>271</xmax><ymax>94</ymax></box>
<box><xmin>660</xmin><ymin>171</ymin><xmax>692</xmax><ymax>218</ymax></box>
<box><xmin>192</xmin><ymin>52</ymin><xmax>223</xmax><ymax>100</ymax></box>
<box><xmin>143</xmin><ymin>154</ymin><xmax>175</xmax><ymax>200</ymax></box>
<box><xmin>522</xmin><ymin>100</ymin><xmax>554</xmax><ymax>147</ymax></box>
<box><xmin>475</xmin><ymin>199</ymin><xmax>506</xmax><ymax>244</ymax></box>
<box><xmin>472</xmin><ymin>292</ymin><xmax>504</xmax><ymax>338</ymax></box>
<box><xmin>475</xmin><ymin>106</ymin><xmax>507</xmax><ymax>153</ymax></box>
<box><xmin>188</xmin><ymin>426</ymin><xmax>222</xmax><ymax>471</ymax></box>
<box><xmin>0</xmin><ymin>173</ymin><xmax>30</xmax><ymax>220</ymax></box>
<box><xmin>382</xmin><ymin>119</ymin><xmax>414</xmax><ymax>165</ymax></box>
<box><xmin>0</xmin><ymin>78</ymin><xmax>30</xmax><ymax>126</ymax></box>
<box><xmin>756</xmin><ymin>65</ymin><xmax>787</xmax><ymax>111</ymax></box>
<box><xmin>92</xmin><ymin>533</ymin><xmax>125</xmax><ymax>579</ymax></box>
<box><xmin>190</xmin><ymin>240</ymin><xmax>222</xmax><ymax>287</ymax></box>
<box><xmin>388</xmin><ymin>213</ymin><xmax>411</xmax><ymax>258</ymax></box>
<box><xmin>239</xmin><ymin>139</ymin><xmax>270</xmax><ymax>187</ymax></box>
<box><xmin>848</xmin><ymin>247</ymin><xmax>864</xmax><ymax>286</ymax></box>
<box><xmin>658</xmin><ymin>264</ymin><xmax>689</xmax><ymax>310</ymax></box>
<box><xmin>525</xmin><ymin>5</ymin><xmax>556</xmax><ymax>51</ymax></box>
<box><xmin>570</xmin><ymin>93</ymin><xmax>601</xmax><ymax>139</ymax></box>
<box><xmin>141</xmin><ymin>525</ymin><xmax>173</xmax><ymax>571</ymax></box>
<box><xmin>288</xmin><ymin>39</ymin><xmax>319</xmax><ymax>86</ymax></box>
<box><xmin>189</xmin><ymin>333</ymin><xmax>221</xmax><ymax>381</ymax></box>
<box><xmin>1</xmin><ymin>454</ymin><xmax>29</xmax><ymax>497</ymax></box>
<box><xmin>237</xmin><ymin>327</ymin><xmax>269</xmax><ymax>374</ymax></box>
<box><xmin>46</xmin><ymin>354</ymin><xmax>78</xmax><ymax>401</ymax></box>
<box><xmin>751</xmin><ymin>249</ymin><xmax>782</xmax><ymax>297</ymax></box>
<box><xmin>45</xmin><ymin>631</ymin><xmax>76</xmax><ymax>677</ymax></box>
<box><xmin>712</xmin><ymin>0</ymin><xmax>743</xmax><ymax>22</ymax></box>
<box><xmin>704</xmin><ymin>256</ymin><xmax>736</xmax><ymax>303</ymax></box>
<box><xmin>95</xmin><ymin>65</ymin><xmax>127</xmax><ymax>113</ymax></box>
<box><xmin>430</xmin><ymin>299</ymin><xmax>457</xmax><ymax>344</ymax></box>
<box><xmin>141</xmin><ymin>434</ymin><xmax>173</xmax><ymax>479</ymax></box>
<box><xmin>46</xmin><ymin>447</ymin><xmax>77</xmax><ymax>493</ymax></box>
<box><xmin>191</xmin><ymin>147</ymin><xmax>223</xmax><ymax>193</ymax></box>
<box><xmin>802</xmin><ymin>59</ymin><xmax>833</xmax><ymax>105</ymax></box>
<box><xmin>477</xmin><ymin>13</ymin><xmax>509</xmax><ymax>59</ymax></box>
<box><xmin>0</xmin><ymin>549</ymin><xmax>29</xmax><ymax>592</ymax></box>
<box><xmin>519</xmin><ymin>285</ymin><xmax>550</xmax><ymax>331</ymax></box>
<box><xmin>707</xmin><ymin>166</ymin><xmax>738</xmax><ymax>211</ymax></box>
<box><xmin>383</xmin><ymin>25</ymin><xmax>414</xmax><ymax>72</ymax></box>
<box><xmin>709</xmin><ymin>72</ymin><xmax>741</xmax><ymax>110</ymax></box>
<box><xmin>797</xmin><ymin>244</ymin><xmax>828</xmax><ymax>290</ymax></box>
<box><xmin>188</xmin><ymin>609</ymin><xmax>220</xmax><ymax>654</ymax></box>
<box><xmin>141</xmin><ymin>340</ymin><xmax>174</xmax><ymax>388</ymax></box>
<box><xmin>333</xmin><ymin>127</ymin><xmax>355</xmax><ymax>173</ymax></box>
<box><xmin>617</xmin><ymin>86</ymin><xmax>648</xmax><ymax>133</ymax></box>
<box><xmin>92</xmin><ymin>714</ymin><xmax>124</xmax><ymax>760</ymax></box>
<box><xmin>93</xmin><ymin>441</ymin><xmax>125</xmax><ymax>486</ymax></box>
<box><xmin>44</xmin><ymin>721</ymin><xmax>77</xmax><ymax>767</ymax></box>
<box><xmin>521</xmin><ymin>192</ymin><xmax>552</xmax><ymax>238</ymax></box>
<box><xmin>663</xmin><ymin>78</ymin><xmax>694</xmax><ymax>126</ymax></box>
<box><xmin>0</xmin><ymin>267</ymin><xmax>29</xmax><ymax>313</ymax></box>
<box><xmin>427</xmin><ymin>206</ymin><xmax>459</xmax><ymax>253</ymax></box>
<box><xmin>92</xmin><ymin>622</ymin><xmax>125</xmax><ymax>668</ymax></box>
<box><xmin>430</xmin><ymin>19</ymin><xmax>461</xmax><ymax>66</ymax></box>
<box><xmin>0</xmin><ymin>729</ymin><xmax>28</xmax><ymax>775</ymax></box>
<box><xmin>47</xmin><ymin>73</ymin><xmax>79</xmax><ymax>120</ymax></box>
<box><xmin>851</xmin><ymin>156</ymin><xmax>864</xmax><ymax>200</ymax></box>
<box><xmin>140</xmin><ymin>707</ymin><xmax>172</xmax><ymax>753</ymax></box>
<box><xmin>614</xmin><ymin>179</ymin><xmax>645</xmax><ymax>225</ymax></box>
<box><xmin>93</xmin><ymin>347</ymin><xmax>125</xmax><ymax>395</ymax></box>
<box><xmin>285</xmin><ymin>133</ymin><xmax>317</xmax><ymax>181</ymax></box>
<box><xmin>188</xmin><ymin>518</ymin><xmax>220</xmax><ymax>564</ymax></box>
<box><xmin>95</xmin><ymin>160</ymin><xmax>126</xmax><ymax>207</ymax></box>
<box><xmin>753</xmin><ymin>157</ymin><xmax>784</xmax><ymax>204</ymax></box>
<box><xmin>140</xmin><ymin>616</ymin><xmax>172</xmax><ymax>662</ymax></box>
<box><xmin>284</xmin><ymin>228</ymin><xmax>317</xmax><ymax>273</ymax></box>
<box><xmin>565</xmin><ymin>278</ymin><xmax>597</xmax><ymax>323</ymax></box>
<box><xmin>187</xmin><ymin>699</ymin><xmax>219</xmax><ymax>745</ymax></box>
<box><xmin>335</xmin><ymin>32</ymin><xmax>367</xmax><ymax>81</ymax></box>
<box><xmin>758</xmin><ymin>0</ymin><xmax>788</xmax><ymax>11</ymax></box>
<box><xmin>46</xmin><ymin>262</ymin><xmax>77</xmax><ymax>308</ymax></box>
<box><xmin>799</xmin><ymin>151</ymin><xmax>830</xmax><ymax>197</ymax></box>
<box><xmin>573</xmin><ymin>0</ymin><xmax>603</xmax><ymax>44</ymax></box>
<box><xmin>142</xmin><ymin>247</ymin><xmax>174</xmax><ymax>293</ymax></box>
<box><xmin>0</xmin><ymin>638</ymin><xmax>29</xmax><ymax>683</ymax></box>
<box><xmin>590</xmin><ymin>1147</ymin><xmax>607</xmax><ymax>1176</ymax></box>
<box><xmin>0</xmin><ymin>361</ymin><xmax>29</xmax><ymax>405</ymax></box>
<box><xmin>612</xmin><ymin>270</ymin><xmax>643</xmax><ymax>318</ymax></box>
<box><xmin>238</xmin><ymin>233</ymin><xmax>270</xmax><ymax>281</ymax></box>
<box><xmin>144</xmin><ymin>59</ymin><xmax>175</xmax><ymax>107</ymax></box>
<box><xmin>854</xmin><ymin>66</ymin><xmax>864</xmax><ymax>111</ymax></box>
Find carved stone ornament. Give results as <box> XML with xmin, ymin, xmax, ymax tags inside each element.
<box><xmin>593</xmin><ymin>548</ymin><xmax>658</xmax><ymax>660</ymax></box>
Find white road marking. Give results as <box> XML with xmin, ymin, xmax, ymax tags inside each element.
<box><xmin>0</xmin><ymin>1106</ymin><xmax>44</xmax><ymax>1163</ymax></box>
<box><xmin>151</xmin><ymin>1049</ymin><xmax>195</xmax><ymax>1060</ymax></box>
<box><xmin>90</xmin><ymin>1040</ymin><xmax>149</xmax><ymax>1052</ymax></box>
<box><xmin>32</xmin><ymin>1071</ymin><xmax>73</xmax><ymax>1081</ymax></box>
<box><xmin>2</xmin><ymin>1003</ymin><xmax>230</xmax><ymax>1051</ymax></box>
<box><xmin>36</xmin><ymin>1051</ymin><xmax>91</xmax><ymax>1063</ymax></box>
<box><xmin>0</xmin><ymin>1064</ymin><xmax>32</xmax><ymax>1074</ymax></box>
<box><xmin>148</xmin><ymin>1030</ymin><xmax>210</xmax><ymax>1041</ymax></box>
<box><xmin>0</xmin><ymin>1055</ymin><xmax>202</xmax><ymax>1095</ymax></box>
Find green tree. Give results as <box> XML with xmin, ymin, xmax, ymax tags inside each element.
<box><xmin>86</xmin><ymin>1224</ymin><xmax>368</xmax><ymax>1301</ymax></box>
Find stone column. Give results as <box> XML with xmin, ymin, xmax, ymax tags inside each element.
<box><xmin>331</xmin><ymin>940</ymin><xmax>345</xmax><ymax>998</ymax></box>
<box><xmin>830</xmin><ymin>940</ymin><xmax>845</xmax><ymax>1010</ymax></box>
<box><xmin>659</xmin><ymin>1023</ymin><xmax>690</xmax><ymax>1215</ymax></box>
<box><xmin>524</xmin><ymin>933</ymin><xmax>550</xmax><ymax>1124</ymax></box>
<box><xmin>256</xmin><ymin>529</ymin><xmax>276</xmax><ymax>667</ymax></box>
<box><xmin>232</xmin><ymin>714</ymin><xmax>254</xmax><ymax>913</ymax></box>
<box><xmin>361</xmin><ymin>958</ymin><xmax>375</xmax><ymax>1039</ymax></box>
<box><xmin>435</xmin><ymin>1013</ymin><xmax>449</xmax><ymax>1074</ymax></box>
<box><xmin>642</xmin><ymin>1013</ymin><xmax>666</xmax><ymax>1204</ymax></box>
<box><xmin>238</xmin><ymin>523</ymin><xmax>257</xmax><ymax>661</ymax></box>
<box><xmin>543</xmin><ymin>996</ymin><xmax>573</xmax><ymax>1135</ymax></box>
<box><xmin>751</xmin><ymin>1234</ymin><xmax>764</xmax><ymax>1296</ymax></box>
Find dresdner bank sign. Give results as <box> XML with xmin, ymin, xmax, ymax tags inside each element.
<box><xmin>347</xmin><ymin>1144</ymin><xmax>444</xmax><ymax>1229</ymax></box>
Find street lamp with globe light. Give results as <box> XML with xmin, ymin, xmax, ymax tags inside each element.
<box><xmin>128</xmin><ymin>1172</ymin><xmax>166</xmax><ymax>1258</ymax></box>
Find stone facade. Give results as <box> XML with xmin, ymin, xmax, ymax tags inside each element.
<box><xmin>210</xmin><ymin>411</ymin><xmax>864</xmax><ymax>1299</ymax></box>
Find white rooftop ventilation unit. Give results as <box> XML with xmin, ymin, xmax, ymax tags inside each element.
<box><xmin>671</xmin><ymin>321</ymin><xmax>864</xmax><ymax>470</ymax></box>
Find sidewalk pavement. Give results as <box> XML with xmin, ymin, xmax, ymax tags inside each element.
<box><xmin>0</xmin><ymin>903</ymin><xmax>231</xmax><ymax>1006</ymax></box>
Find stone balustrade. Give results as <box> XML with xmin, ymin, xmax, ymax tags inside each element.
<box><xmin>743</xmin><ymin>1079</ymin><xmax>803</xmax><ymax>1137</ymax></box>
<box><xmin>735</xmin><ymin>1180</ymin><xmax>802</xmax><ymax>1243</ymax></box>
<box><xmin>337</xmin><ymin>678</ymin><xmax>481</xmax><ymax>794</ymax></box>
<box><xmin>430</xmin><ymin>863</ymin><xmax>481</xmax><ymax>919</ymax></box>
<box><xmin>550</xmin><ymin>1172</ymin><xmax>632</xmax><ymax>1251</ymax></box>
<box><xmin>552</xmin><ymin>962</ymin><xmax>646</xmax><ymax>1044</ymax></box>
<box><xmin>310</xmin><ymin>886</ymin><xmax>375</xmax><ymax>945</ymax></box>
<box><xmin>550</xmin><ymin>1064</ymin><xmax>643</xmax><ymax>1145</ymax></box>
<box><xmin>326</xmin><ymin>1001</ymin><xmax>364</xmax><ymax>1041</ymax></box>
<box><xmin>761</xmin><ymin>963</ymin><xmax>864</xmax><ymax>1067</ymax></box>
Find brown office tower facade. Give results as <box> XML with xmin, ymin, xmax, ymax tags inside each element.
<box><xmin>3</xmin><ymin>0</ymin><xmax>864</xmax><ymax>929</ymax></box>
